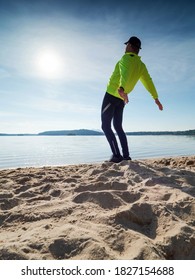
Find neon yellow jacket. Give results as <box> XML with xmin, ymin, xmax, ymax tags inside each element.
<box><xmin>106</xmin><ymin>52</ymin><xmax>158</xmax><ymax>100</ymax></box>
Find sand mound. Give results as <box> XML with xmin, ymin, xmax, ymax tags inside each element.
<box><xmin>0</xmin><ymin>156</ymin><xmax>194</xmax><ymax>260</ymax></box>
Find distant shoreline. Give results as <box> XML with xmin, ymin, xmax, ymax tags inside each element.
<box><xmin>0</xmin><ymin>128</ymin><xmax>195</xmax><ymax>136</ymax></box>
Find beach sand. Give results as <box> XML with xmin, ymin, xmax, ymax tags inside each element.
<box><xmin>0</xmin><ymin>156</ymin><xmax>194</xmax><ymax>260</ymax></box>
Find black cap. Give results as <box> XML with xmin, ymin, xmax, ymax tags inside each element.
<box><xmin>124</xmin><ymin>36</ymin><xmax>142</xmax><ymax>49</ymax></box>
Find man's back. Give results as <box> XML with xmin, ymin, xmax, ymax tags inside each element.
<box><xmin>106</xmin><ymin>52</ymin><xmax>158</xmax><ymax>100</ymax></box>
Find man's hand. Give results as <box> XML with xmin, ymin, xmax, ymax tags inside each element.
<box><xmin>155</xmin><ymin>98</ymin><xmax>163</xmax><ymax>111</ymax></box>
<box><xmin>118</xmin><ymin>87</ymin><xmax>129</xmax><ymax>104</ymax></box>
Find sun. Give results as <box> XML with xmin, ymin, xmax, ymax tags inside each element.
<box><xmin>35</xmin><ymin>49</ymin><xmax>64</xmax><ymax>79</ymax></box>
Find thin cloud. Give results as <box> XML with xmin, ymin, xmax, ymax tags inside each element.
<box><xmin>143</xmin><ymin>37</ymin><xmax>195</xmax><ymax>86</ymax></box>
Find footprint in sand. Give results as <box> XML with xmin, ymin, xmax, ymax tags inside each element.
<box><xmin>73</xmin><ymin>191</ymin><xmax>123</xmax><ymax>209</ymax></box>
<box><xmin>48</xmin><ymin>238</ymin><xmax>89</xmax><ymax>259</ymax></box>
<box><xmin>0</xmin><ymin>197</ymin><xmax>19</xmax><ymax>210</ymax></box>
<box><xmin>49</xmin><ymin>189</ymin><xmax>61</xmax><ymax>197</ymax></box>
<box><xmin>113</xmin><ymin>203</ymin><xmax>157</xmax><ymax>238</ymax></box>
<box><xmin>14</xmin><ymin>185</ymin><xmax>32</xmax><ymax>195</ymax></box>
<box><xmin>0</xmin><ymin>248</ymin><xmax>27</xmax><ymax>260</ymax></box>
<box><xmin>75</xmin><ymin>181</ymin><xmax>128</xmax><ymax>193</ymax></box>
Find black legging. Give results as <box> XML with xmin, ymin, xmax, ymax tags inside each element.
<box><xmin>101</xmin><ymin>92</ymin><xmax>129</xmax><ymax>158</ymax></box>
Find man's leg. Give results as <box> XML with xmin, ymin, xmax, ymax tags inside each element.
<box><xmin>101</xmin><ymin>93</ymin><xmax>121</xmax><ymax>158</ymax></box>
<box><xmin>113</xmin><ymin>101</ymin><xmax>130</xmax><ymax>159</ymax></box>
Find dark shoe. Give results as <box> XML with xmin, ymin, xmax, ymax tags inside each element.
<box><xmin>109</xmin><ymin>155</ymin><xmax>123</xmax><ymax>163</ymax></box>
<box><xmin>123</xmin><ymin>156</ymin><xmax>132</xmax><ymax>161</ymax></box>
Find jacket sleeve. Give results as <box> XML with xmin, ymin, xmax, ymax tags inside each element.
<box><xmin>140</xmin><ymin>64</ymin><xmax>158</xmax><ymax>99</ymax></box>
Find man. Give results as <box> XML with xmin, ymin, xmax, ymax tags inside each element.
<box><xmin>101</xmin><ymin>36</ymin><xmax>163</xmax><ymax>163</ymax></box>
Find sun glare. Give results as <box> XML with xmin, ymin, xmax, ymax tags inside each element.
<box><xmin>35</xmin><ymin>49</ymin><xmax>64</xmax><ymax>79</ymax></box>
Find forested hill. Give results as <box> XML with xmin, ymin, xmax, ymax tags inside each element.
<box><xmin>38</xmin><ymin>129</ymin><xmax>103</xmax><ymax>136</ymax></box>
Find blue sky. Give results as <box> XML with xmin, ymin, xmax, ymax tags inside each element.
<box><xmin>0</xmin><ymin>0</ymin><xmax>195</xmax><ymax>133</ymax></box>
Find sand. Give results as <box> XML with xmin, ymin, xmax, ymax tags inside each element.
<box><xmin>0</xmin><ymin>156</ymin><xmax>194</xmax><ymax>260</ymax></box>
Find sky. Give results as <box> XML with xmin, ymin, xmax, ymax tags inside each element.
<box><xmin>0</xmin><ymin>0</ymin><xmax>195</xmax><ymax>133</ymax></box>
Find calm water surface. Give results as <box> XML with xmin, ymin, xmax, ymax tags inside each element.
<box><xmin>0</xmin><ymin>135</ymin><xmax>194</xmax><ymax>169</ymax></box>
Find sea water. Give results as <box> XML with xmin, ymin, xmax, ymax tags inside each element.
<box><xmin>0</xmin><ymin>135</ymin><xmax>194</xmax><ymax>169</ymax></box>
